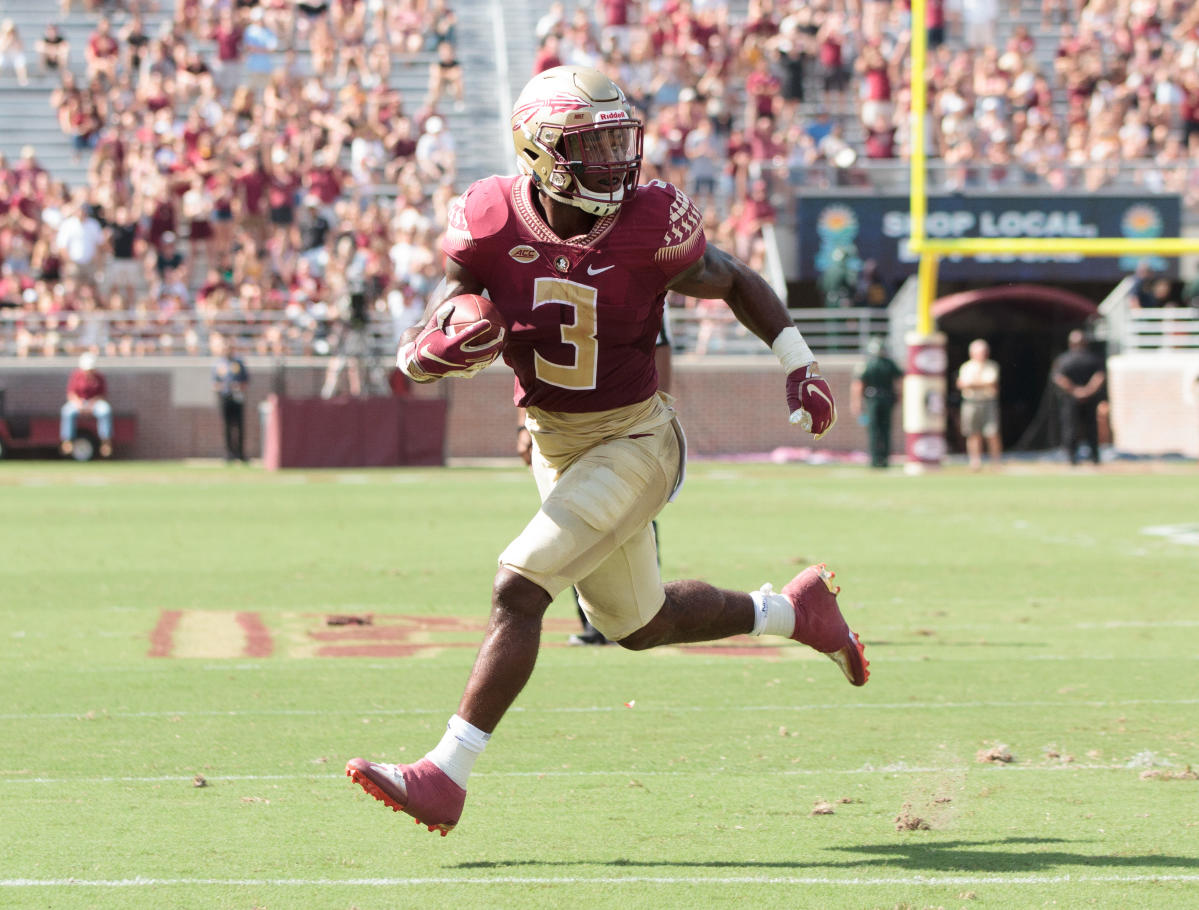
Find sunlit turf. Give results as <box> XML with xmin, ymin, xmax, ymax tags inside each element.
<box><xmin>1</xmin><ymin>460</ymin><xmax>1196</xmax><ymax>909</ymax></box>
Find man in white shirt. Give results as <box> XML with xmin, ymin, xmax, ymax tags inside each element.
<box><xmin>54</xmin><ymin>198</ymin><xmax>105</xmax><ymax>288</ymax></box>
<box><xmin>956</xmin><ymin>338</ymin><xmax>1002</xmax><ymax>471</ymax></box>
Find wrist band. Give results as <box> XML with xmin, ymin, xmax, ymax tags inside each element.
<box><xmin>771</xmin><ymin>326</ymin><xmax>815</xmax><ymax>373</ymax></box>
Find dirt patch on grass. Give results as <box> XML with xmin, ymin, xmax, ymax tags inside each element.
<box><xmin>894</xmin><ymin>803</ymin><xmax>931</xmax><ymax>831</ymax></box>
<box><xmin>976</xmin><ymin>743</ymin><xmax>1014</xmax><ymax>763</ymax></box>
<box><xmin>1139</xmin><ymin>766</ymin><xmax>1198</xmax><ymax>781</ymax></box>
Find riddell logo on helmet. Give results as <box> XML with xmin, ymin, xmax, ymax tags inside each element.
<box><xmin>597</xmin><ymin>110</ymin><xmax>627</xmax><ymax>122</ymax></box>
<box><xmin>509</xmin><ymin>245</ymin><xmax>539</xmax><ymax>264</ymax></box>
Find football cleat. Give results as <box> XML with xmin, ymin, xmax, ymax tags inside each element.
<box><xmin>779</xmin><ymin>564</ymin><xmax>869</xmax><ymax>686</ymax></box>
<box><xmin>345</xmin><ymin>757</ymin><xmax>466</xmax><ymax>836</ymax></box>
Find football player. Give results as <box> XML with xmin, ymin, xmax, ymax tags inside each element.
<box><xmin>347</xmin><ymin>66</ymin><xmax>868</xmax><ymax>835</ymax></box>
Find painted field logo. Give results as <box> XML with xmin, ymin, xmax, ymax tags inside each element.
<box><xmin>509</xmin><ymin>245</ymin><xmax>539</xmax><ymax>264</ymax></box>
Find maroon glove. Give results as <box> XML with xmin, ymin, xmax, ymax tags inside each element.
<box><xmin>785</xmin><ymin>362</ymin><xmax>837</xmax><ymax>439</ymax></box>
<box><xmin>397</xmin><ymin>301</ymin><xmax>505</xmax><ymax>382</ymax></box>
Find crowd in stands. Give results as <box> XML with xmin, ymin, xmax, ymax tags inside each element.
<box><xmin>1</xmin><ymin>0</ymin><xmax>1198</xmax><ymax>363</ymax></box>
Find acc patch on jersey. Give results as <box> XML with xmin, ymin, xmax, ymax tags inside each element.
<box><xmin>509</xmin><ymin>245</ymin><xmax>539</xmax><ymax>264</ymax></box>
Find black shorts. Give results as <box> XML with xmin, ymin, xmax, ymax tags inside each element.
<box><xmin>822</xmin><ymin>66</ymin><xmax>849</xmax><ymax>92</ymax></box>
<box><xmin>269</xmin><ymin>204</ymin><xmax>294</xmax><ymax>226</ymax></box>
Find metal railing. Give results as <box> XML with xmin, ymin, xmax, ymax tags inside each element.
<box><xmin>1123</xmin><ymin>308</ymin><xmax>1199</xmax><ymax>351</ymax></box>
<box><xmin>0</xmin><ymin>305</ymin><xmax>893</xmax><ymax>359</ymax></box>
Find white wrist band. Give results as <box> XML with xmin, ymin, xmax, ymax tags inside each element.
<box><xmin>771</xmin><ymin>326</ymin><xmax>815</xmax><ymax>373</ymax></box>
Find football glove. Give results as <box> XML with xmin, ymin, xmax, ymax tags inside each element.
<box><xmin>397</xmin><ymin>301</ymin><xmax>505</xmax><ymax>382</ymax></box>
<box><xmin>785</xmin><ymin>362</ymin><xmax>837</xmax><ymax>439</ymax></box>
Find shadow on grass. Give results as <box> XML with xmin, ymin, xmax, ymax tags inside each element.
<box><xmin>452</xmin><ymin>837</ymin><xmax>1197</xmax><ymax>874</ymax></box>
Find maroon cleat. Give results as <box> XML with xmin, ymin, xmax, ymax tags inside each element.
<box><xmin>780</xmin><ymin>563</ymin><xmax>870</xmax><ymax>686</ymax></box>
<box><xmin>345</xmin><ymin>757</ymin><xmax>466</xmax><ymax>836</ymax></box>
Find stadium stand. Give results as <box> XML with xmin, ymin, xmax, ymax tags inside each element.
<box><xmin>0</xmin><ymin>0</ymin><xmax>1197</xmax><ymax>363</ymax></box>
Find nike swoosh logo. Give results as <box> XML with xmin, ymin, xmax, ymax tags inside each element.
<box><xmin>586</xmin><ymin>264</ymin><xmax>615</xmax><ymax>275</ymax></box>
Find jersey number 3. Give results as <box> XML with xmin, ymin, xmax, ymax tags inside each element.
<box><xmin>532</xmin><ymin>277</ymin><xmax>599</xmax><ymax>390</ymax></box>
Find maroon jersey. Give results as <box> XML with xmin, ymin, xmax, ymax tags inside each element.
<box><xmin>67</xmin><ymin>368</ymin><xmax>107</xmax><ymax>402</ymax></box>
<box><xmin>442</xmin><ymin>175</ymin><xmax>704</xmax><ymax>412</ymax></box>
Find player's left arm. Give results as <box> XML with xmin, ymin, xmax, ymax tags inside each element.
<box><xmin>668</xmin><ymin>243</ymin><xmax>837</xmax><ymax>438</ymax></box>
<box><xmin>668</xmin><ymin>243</ymin><xmax>791</xmax><ymax>346</ymax></box>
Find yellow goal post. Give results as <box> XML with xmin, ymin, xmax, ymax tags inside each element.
<box><xmin>899</xmin><ymin>0</ymin><xmax>1198</xmax><ymax>468</ymax></box>
<box><xmin>907</xmin><ymin>0</ymin><xmax>1199</xmax><ymax>333</ymax></box>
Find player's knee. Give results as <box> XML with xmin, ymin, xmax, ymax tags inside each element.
<box><xmin>491</xmin><ymin>568</ymin><xmax>551</xmax><ymax>622</ymax></box>
<box><xmin>616</xmin><ymin>614</ymin><xmax>667</xmax><ymax>651</ymax></box>
<box><xmin>616</xmin><ymin>629</ymin><xmax>655</xmax><ymax>651</ymax></box>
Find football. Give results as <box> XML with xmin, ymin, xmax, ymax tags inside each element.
<box><xmin>438</xmin><ymin>294</ymin><xmax>504</xmax><ymax>346</ymax></box>
<box><xmin>407</xmin><ymin>293</ymin><xmax>506</xmax><ymax>376</ymax></box>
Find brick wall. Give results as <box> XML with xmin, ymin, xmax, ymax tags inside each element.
<box><xmin>0</xmin><ymin>355</ymin><xmax>888</xmax><ymax>460</ymax></box>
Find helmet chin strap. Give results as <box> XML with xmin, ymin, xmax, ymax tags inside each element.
<box><xmin>536</xmin><ymin>171</ymin><xmax>621</xmax><ymax>217</ymax></box>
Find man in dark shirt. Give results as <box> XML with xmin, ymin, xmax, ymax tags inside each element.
<box><xmin>212</xmin><ymin>335</ymin><xmax>249</xmax><ymax>463</ymax></box>
<box><xmin>1052</xmin><ymin>329</ymin><xmax>1106</xmax><ymax>466</ymax></box>
<box><xmin>106</xmin><ymin>205</ymin><xmax>140</xmax><ymax>304</ymax></box>
<box><xmin>297</xmin><ymin>197</ymin><xmax>330</xmax><ymax>255</ymax></box>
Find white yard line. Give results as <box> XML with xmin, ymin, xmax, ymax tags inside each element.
<box><xmin>3</xmin><ymin>874</ymin><xmax>1199</xmax><ymax>888</ymax></box>
<box><xmin>2</xmin><ymin>696</ymin><xmax>1196</xmax><ymax>723</ymax></box>
<box><xmin>0</xmin><ymin>763</ymin><xmax>1173</xmax><ymax>786</ymax></box>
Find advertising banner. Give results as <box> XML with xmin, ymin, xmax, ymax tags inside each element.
<box><xmin>796</xmin><ymin>195</ymin><xmax>1182</xmax><ymax>283</ymax></box>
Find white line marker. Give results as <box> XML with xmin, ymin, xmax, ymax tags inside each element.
<box><xmin>3</xmin><ymin>874</ymin><xmax>1198</xmax><ymax>888</ymax></box>
<box><xmin>3</xmin><ymin>697</ymin><xmax>1196</xmax><ymax>722</ymax></box>
<box><xmin>0</xmin><ymin>763</ymin><xmax>1166</xmax><ymax>786</ymax></box>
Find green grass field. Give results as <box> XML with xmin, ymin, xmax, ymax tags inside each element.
<box><xmin>1</xmin><ymin>459</ymin><xmax>1197</xmax><ymax>910</ymax></box>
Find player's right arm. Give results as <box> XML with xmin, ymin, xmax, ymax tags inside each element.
<box><xmin>397</xmin><ymin>258</ymin><xmax>487</xmax><ymax>350</ymax></box>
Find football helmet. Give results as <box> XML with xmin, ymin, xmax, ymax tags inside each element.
<box><xmin>511</xmin><ymin>65</ymin><xmax>643</xmax><ymax>216</ymax></box>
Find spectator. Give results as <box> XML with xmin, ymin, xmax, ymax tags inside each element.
<box><xmin>243</xmin><ymin>8</ymin><xmax>280</xmax><ymax>92</ymax></box>
<box><xmin>1128</xmin><ymin>261</ymin><xmax>1160</xmax><ymax>308</ymax></box>
<box><xmin>956</xmin><ymin>338</ymin><xmax>1003</xmax><ymax>471</ymax></box>
<box><xmin>60</xmin><ymin>353</ymin><xmax>114</xmax><ymax>458</ymax></box>
<box><xmin>1052</xmin><ymin>329</ymin><xmax>1106</xmax><ymax>466</ymax></box>
<box><xmin>120</xmin><ymin>14</ymin><xmax>151</xmax><ymax>76</ymax></box>
<box><xmin>105</xmin><ymin>204</ymin><xmax>142</xmax><ymax>306</ymax></box>
<box><xmin>35</xmin><ymin>22</ymin><xmax>69</xmax><ymax>76</ymax></box>
<box><xmin>332</xmin><ymin>0</ymin><xmax>368</xmax><ymax>84</ymax></box>
<box><xmin>320</xmin><ymin>235</ymin><xmax>371</xmax><ymax>399</ymax></box>
<box><xmin>212</xmin><ymin>334</ymin><xmax>250</xmax><ymax>462</ymax></box>
<box><xmin>234</xmin><ymin>149</ymin><xmax>270</xmax><ymax>246</ymax></box>
<box><xmin>181</xmin><ymin>177</ymin><xmax>217</xmax><ymax>284</ymax></box>
<box><xmin>0</xmin><ymin>19</ymin><xmax>30</xmax><ymax>86</ymax></box>
<box><xmin>532</xmin><ymin>34</ymin><xmax>562</xmax><ymax>76</ymax></box>
<box><xmin>414</xmin><ymin>115</ymin><xmax>456</xmax><ymax>185</ymax></box>
<box><xmin>209</xmin><ymin>7</ymin><xmax>244</xmax><ymax>97</ymax></box>
<box><xmin>152</xmin><ymin>232</ymin><xmax>186</xmax><ymax>288</ymax></box>
<box><xmin>54</xmin><ymin>197</ymin><xmax>105</xmax><ymax>290</ymax></box>
<box><xmin>427</xmin><ymin>40</ymin><xmax>465</xmax><ymax>111</ymax></box>
<box><xmin>85</xmin><ymin>17</ymin><xmax>120</xmax><ymax>86</ymax></box>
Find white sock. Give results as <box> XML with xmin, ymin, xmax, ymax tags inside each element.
<box><xmin>424</xmin><ymin>714</ymin><xmax>491</xmax><ymax>789</ymax></box>
<box><xmin>749</xmin><ymin>585</ymin><xmax>796</xmax><ymax>638</ymax></box>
